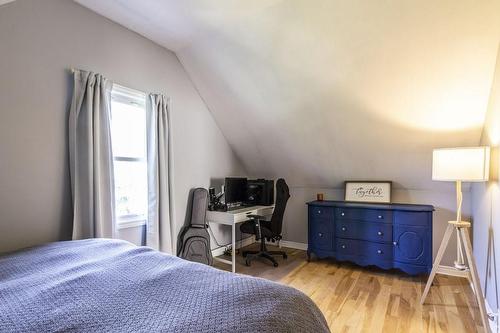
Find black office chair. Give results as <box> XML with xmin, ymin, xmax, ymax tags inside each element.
<box><xmin>240</xmin><ymin>178</ymin><xmax>290</xmax><ymax>267</ymax></box>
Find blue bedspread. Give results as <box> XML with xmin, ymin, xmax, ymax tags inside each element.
<box><xmin>0</xmin><ymin>239</ymin><xmax>329</xmax><ymax>332</ymax></box>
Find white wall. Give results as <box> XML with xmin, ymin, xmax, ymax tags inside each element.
<box><xmin>472</xmin><ymin>45</ymin><xmax>500</xmax><ymax>312</ymax></box>
<box><xmin>0</xmin><ymin>0</ymin><xmax>245</xmax><ymax>253</ymax></box>
<box><xmin>284</xmin><ymin>186</ymin><xmax>470</xmax><ymax>265</ymax></box>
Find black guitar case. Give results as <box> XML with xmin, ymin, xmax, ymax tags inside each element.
<box><xmin>177</xmin><ymin>188</ymin><xmax>213</xmax><ymax>266</ymax></box>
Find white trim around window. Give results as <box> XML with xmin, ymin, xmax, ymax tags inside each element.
<box><xmin>117</xmin><ymin>215</ymin><xmax>147</xmax><ymax>229</ymax></box>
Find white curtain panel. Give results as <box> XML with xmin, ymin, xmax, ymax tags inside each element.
<box><xmin>69</xmin><ymin>69</ymin><xmax>115</xmax><ymax>239</ymax></box>
<box><xmin>146</xmin><ymin>94</ymin><xmax>173</xmax><ymax>253</ymax></box>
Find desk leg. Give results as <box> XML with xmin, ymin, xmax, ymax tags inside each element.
<box><xmin>232</xmin><ymin>224</ymin><xmax>236</xmax><ymax>273</ymax></box>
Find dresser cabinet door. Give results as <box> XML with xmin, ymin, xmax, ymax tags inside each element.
<box><xmin>393</xmin><ymin>225</ymin><xmax>429</xmax><ymax>266</ymax></box>
<box><xmin>394</xmin><ymin>211</ymin><xmax>429</xmax><ymax>226</ymax></box>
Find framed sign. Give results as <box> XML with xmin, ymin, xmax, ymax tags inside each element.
<box><xmin>344</xmin><ymin>181</ymin><xmax>392</xmax><ymax>203</ymax></box>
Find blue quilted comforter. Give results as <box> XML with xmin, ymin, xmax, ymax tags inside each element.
<box><xmin>0</xmin><ymin>239</ymin><xmax>329</xmax><ymax>332</ymax></box>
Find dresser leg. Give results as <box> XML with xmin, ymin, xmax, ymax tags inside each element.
<box><xmin>306</xmin><ymin>251</ymin><xmax>311</xmax><ymax>262</ymax></box>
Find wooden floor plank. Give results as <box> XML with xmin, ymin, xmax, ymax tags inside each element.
<box><xmin>214</xmin><ymin>244</ymin><xmax>484</xmax><ymax>332</ymax></box>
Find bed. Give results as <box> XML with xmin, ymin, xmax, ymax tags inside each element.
<box><xmin>0</xmin><ymin>239</ymin><xmax>329</xmax><ymax>332</ymax></box>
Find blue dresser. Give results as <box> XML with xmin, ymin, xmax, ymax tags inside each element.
<box><xmin>307</xmin><ymin>200</ymin><xmax>433</xmax><ymax>275</ymax></box>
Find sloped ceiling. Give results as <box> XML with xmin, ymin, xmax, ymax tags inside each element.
<box><xmin>76</xmin><ymin>0</ymin><xmax>500</xmax><ymax>189</ymax></box>
<box><xmin>0</xmin><ymin>0</ymin><xmax>16</xmax><ymax>6</ymax></box>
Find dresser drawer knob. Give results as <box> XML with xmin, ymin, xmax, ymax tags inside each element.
<box><xmin>377</xmin><ymin>231</ymin><xmax>383</xmax><ymax>236</ymax></box>
<box><xmin>341</xmin><ymin>245</ymin><xmax>346</xmax><ymax>249</ymax></box>
<box><xmin>317</xmin><ymin>210</ymin><xmax>321</xmax><ymax>214</ymax></box>
<box><xmin>341</xmin><ymin>212</ymin><xmax>345</xmax><ymax>216</ymax></box>
<box><xmin>341</xmin><ymin>227</ymin><xmax>347</xmax><ymax>231</ymax></box>
<box><xmin>378</xmin><ymin>215</ymin><xmax>383</xmax><ymax>219</ymax></box>
<box><xmin>318</xmin><ymin>233</ymin><xmax>323</xmax><ymax>237</ymax></box>
<box><xmin>393</xmin><ymin>241</ymin><xmax>397</xmax><ymax>246</ymax></box>
<box><xmin>377</xmin><ymin>249</ymin><xmax>382</xmax><ymax>254</ymax></box>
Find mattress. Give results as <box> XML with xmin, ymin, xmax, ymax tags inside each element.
<box><xmin>0</xmin><ymin>238</ymin><xmax>329</xmax><ymax>332</ymax></box>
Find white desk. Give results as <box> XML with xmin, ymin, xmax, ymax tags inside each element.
<box><xmin>207</xmin><ymin>205</ymin><xmax>274</xmax><ymax>273</ymax></box>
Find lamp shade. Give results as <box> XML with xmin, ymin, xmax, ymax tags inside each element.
<box><xmin>432</xmin><ymin>147</ymin><xmax>490</xmax><ymax>182</ymax></box>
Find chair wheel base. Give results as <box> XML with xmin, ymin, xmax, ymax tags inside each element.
<box><xmin>243</xmin><ymin>250</ymin><xmax>286</xmax><ymax>267</ymax></box>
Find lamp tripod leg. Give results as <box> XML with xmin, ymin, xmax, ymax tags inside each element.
<box><xmin>421</xmin><ymin>223</ymin><xmax>455</xmax><ymax>304</ymax></box>
<box><xmin>461</xmin><ymin>227</ymin><xmax>490</xmax><ymax>332</ymax></box>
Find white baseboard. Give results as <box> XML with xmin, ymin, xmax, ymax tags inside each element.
<box><xmin>279</xmin><ymin>240</ymin><xmax>308</xmax><ymax>251</ymax></box>
<box><xmin>265</xmin><ymin>239</ymin><xmax>307</xmax><ymax>250</ymax></box>
<box><xmin>485</xmin><ymin>298</ymin><xmax>498</xmax><ymax>333</ymax></box>
<box><xmin>212</xmin><ymin>237</ymin><xmax>307</xmax><ymax>257</ymax></box>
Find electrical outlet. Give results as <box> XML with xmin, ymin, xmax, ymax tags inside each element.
<box><xmin>487</xmin><ymin>310</ymin><xmax>499</xmax><ymax>333</ymax></box>
<box><xmin>223</xmin><ymin>246</ymin><xmax>232</xmax><ymax>256</ymax></box>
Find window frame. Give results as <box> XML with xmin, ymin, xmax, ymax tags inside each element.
<box><xmin>110</xmin><ymin>84</ymin><xmax>148</xmax><ymax>230</ymax></box>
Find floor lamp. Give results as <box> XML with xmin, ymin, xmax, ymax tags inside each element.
<box><xmin>421</xmin><ymin>146</ymin><xmax>490</xmax><ymax>332</ymax></box>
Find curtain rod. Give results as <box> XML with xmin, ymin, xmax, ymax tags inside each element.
<box><xmin>69</xmin><ymin>67</ymin><xmax>149</xmax><ymax>96</ymax></box>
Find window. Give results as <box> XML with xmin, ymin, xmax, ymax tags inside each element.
<box><xmin>110</xmin><ymin>85</ymin><xmax>148</xmax><ymax>228</ymax></box>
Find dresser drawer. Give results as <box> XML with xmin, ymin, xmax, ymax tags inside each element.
<box><xmin>336</xmin><ymin>239</ymin><xmax>393</xmax><ymax>261</ymax></box>
<box><xmin>336</xmin><ymin>208</ymin><xmax>392</xmax><ymax>223</ymax></box>
<box><xmin>336</xmin><ymin>221</ymin><xmax>392</xmax><ymax>243</ymax></box>
<box><xmin>310</xmin><ymin>227</ymin><xmax>333</xmax><ymax>251</ymax></box>
<box><xmin>310</xmin><ymin>206</ymin><xmax>334</xmax><ymax>220</ymax></box>
<box><xmin>309</xmin><ymin>206</ymin><xmax>334</xmax><ymax>231</ymax></box>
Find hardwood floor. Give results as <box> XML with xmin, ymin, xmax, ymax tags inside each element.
<box><xmin>214</xmin><ymin>244</ymin><xmax>484</xmax><ymax>333</ymax></box>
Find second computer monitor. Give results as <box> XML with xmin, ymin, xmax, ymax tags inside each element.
<box><xmin>224</xmin><ymin>177</ymin><xmax>274</xmax><ymax>206</ymax></box>
<box><xmin>224</xmin><ymin>177</ymin><xmax>248</xmax><ymax>204</ymax></box>
<box><xmin>246</xmin><ymin>179</ymin><xmax>274</xmax><ymax>206</ymax></box>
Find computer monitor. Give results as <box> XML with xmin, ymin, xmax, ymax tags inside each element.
<box><xmin>247</xmin><ymin>179</ymin><xmax>274</xmax><ymax>205</ymax></box>
<box><xmin>224</xmin><ymin>177</ymin><xmax>247</xmax><ymax>204</ymax></box>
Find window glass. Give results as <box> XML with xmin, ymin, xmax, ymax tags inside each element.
<box><xmin>111</xmin><ymin>100</ymin><xmax>146</xmax><ymax>159</ymax></box>
<box><xmin>114</xmin><ymin>160</ymin><xmax>147</xmax><ymax>218</ymax></box>
<box><xmin>110</xmin><ymin>85</ymin><xmax>147</xmax><ymax>223</ymax></box>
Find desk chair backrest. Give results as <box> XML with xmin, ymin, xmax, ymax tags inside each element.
<box><xmin>270</xmin><ymin>178</ymin><xmax>290</xmax><ymax>236</ymax></box>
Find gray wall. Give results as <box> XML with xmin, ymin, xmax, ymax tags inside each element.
<box><xmin>173</xmin><ymin>0</ymin><xmax>499</xmax><ymax>191</ymax></box>
<box><xmin>472</xmin><ymin>45</ymin><xmax>500</xmax><ymax>312</ymax></box>
<box><xmin>72</xmin><ymin>0</ymin><xmax>499</xmax><ymax>272</ymax></box>
<box><xmin>0</xmin><ymin>0</ymin><xmax>490</xmax><ymax>273</ymax></box>
<box><xmin>0</xmin><ymin>0</ymin><xmax>245</xmax><ymax>253</ymax></box>
<box><xmin>73</xmin><ymin>0</ymin><xmax>500</xmax><ymax>190</ymax></box>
